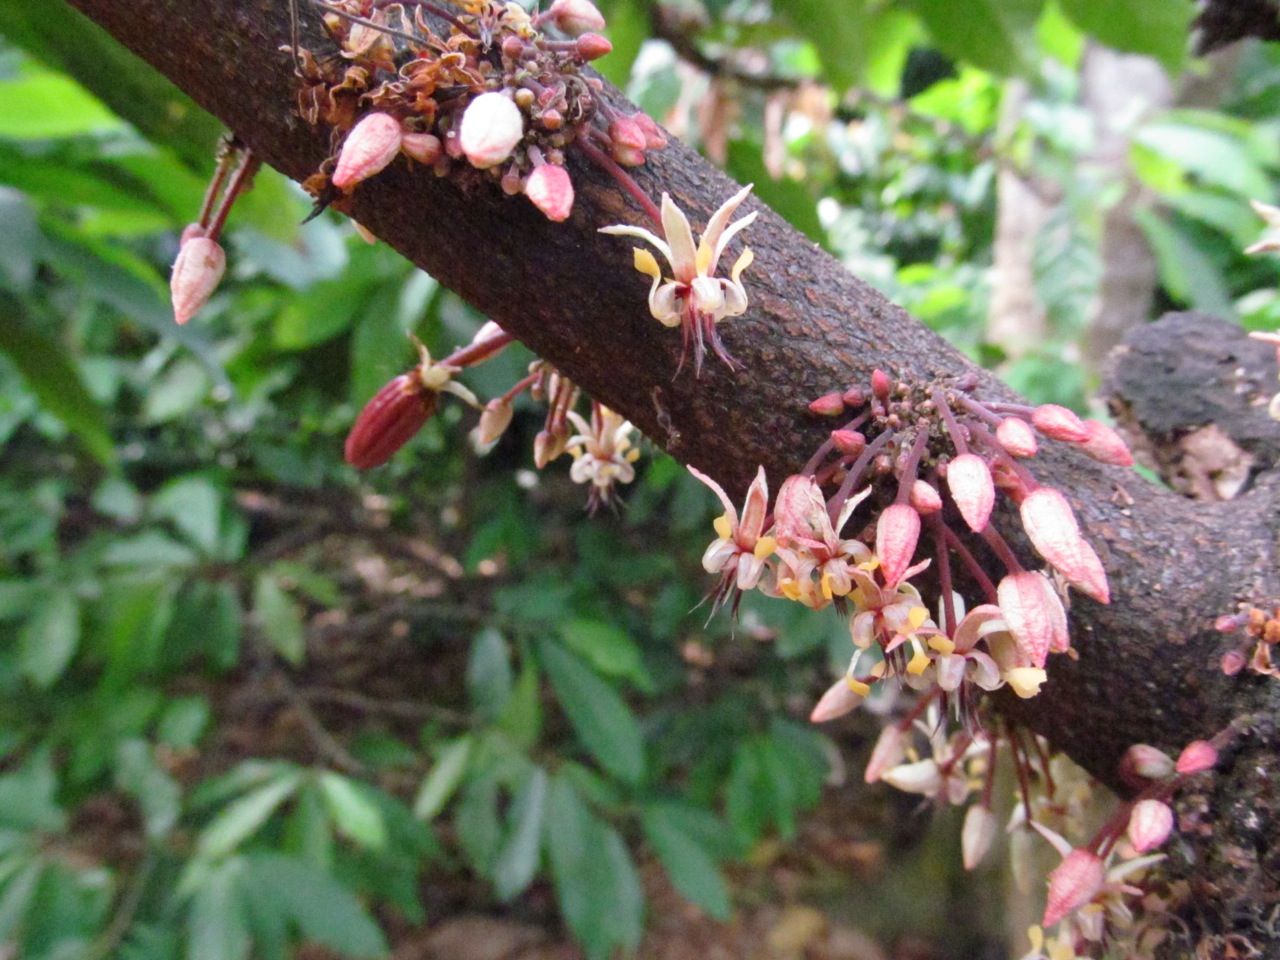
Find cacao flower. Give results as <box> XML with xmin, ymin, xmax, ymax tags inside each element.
<box><xmin>170</xmin><ymin>236</ymin><xmax>225</xmax><ymax>326</ymax></box>
<box><xmin>332</xmin><ymin>112</ymin><xmax>403</xmax><ymax>191</ymax></box>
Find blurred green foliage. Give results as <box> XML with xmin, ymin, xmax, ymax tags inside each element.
<box><xmin>0</xmin><ymin>0</ymin><xmax>1277</xmax><ymax>958</ymax></box>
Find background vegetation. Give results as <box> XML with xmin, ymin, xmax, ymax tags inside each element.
<box><xmin>0</xmin><ymin>0</ymin><xmax>1277</xmax><ymax>957</ymax></box>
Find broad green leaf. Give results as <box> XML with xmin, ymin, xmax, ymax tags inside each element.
<box><xmin>467</xmin><ymin>627</ymin><xmax>513</xmax><ymax>721</ymax></box>
<box><xmin>0</xmin><ymin>580</ymin><xmax>36</xmax><ymax>621</ymax></box>
<box><xmin>785</xmin><ymin>0</ymin><xmax>868</xmax><ymax>92</ymax></box>
<box><xmin>318</xmin><ymin>772</ymin><xmax>387</xmax><ymax>850</ymax></box>
<box><xmin>0</xmin><ymin>295</ymin><xmax>115</xmax><ymax>467</ymax></box>
<box><xmin>242</xmin><ymin>853</ymin><xmax>388</xmax><ymax>958</ymax></box>
<box><xmin>286</xmin><ymin>783</ymin><xmax>334</xmax><ymax>871</ymax></box>
<box><xmin>0</xmin><ymin>190</ymin><xmax>37</xmax><ymax>293</ymax></box>
<box><xmin>0</xmin><ymin>861</ymin><xmax>42</xmax><ymax>945</ymax></box>
<box><xmin>273</xmin><ymin>278</ymin><xmax>373</xmax><ymax>350</ymax></box>
<box><xmin>151</xmin><ymin>476</ymin><xmax>223</xmax><ymax>556</ymax></box>
<box><xmin>641</xmin><ymin>805</ymin><xmax>731</xmax><ymax>920</ymax></box>
<box><xmin>538</xmin><ymin>639</ymin><xmax>644</xmax><ymax>785</ymax></box>
<box><xmin>196</xmin><ymin>772</ymin><xmax>302</xmax><ymax>861</ymax></box>
<box><xmin>413</xmin><ymin>736</ymin><xmax>474</xmax><ymax>820</ymax></box>
<box><xmin>143</xmin><ymin>358</ymin><xmax>211</xmax><ymax>424</ymax></box>
<box><xmin>1135</xmin><ymin>123</ymin><xmax>1271</xmax><ymax>199</ymax></box>
<box><xmin>494</xmin><ymin>661</ymin><xmax>543</xmax><ymax>750</ymax></box>
<box><xmin>100</xmin><ymin>532</ymin><xmax>196</xmax><ymax>569</ymax></box>
<box><xmin>114</xmin><ymin>739</ymin><xmax>181</xmax><ymax>840</ymax></box>
<box><xmin>350</xmin><ymin>284</ymin><xmax>414</xmax><ymax>406</ymax></box>
<box><xmin>188</xmin><ymin>861</ymin><xmax>250</xmax><ymax>960</ymax></box>
<box><xmin>455</xmin><ymin>774</ymin><xmax>502</xmax><ymax>874</ymax></box>
<box><xmin>253</xmin><ymin>574</ymin><xmax>305</xmax><ymax>666</ymax></box>
<box><xmin>1136</xmin><ymin>209</ymin><xmax>1235</xmax><ymax>317</ymax></box>
<box><xmin>558</xmin><ymin>619</ymin><xmax>646</xmax><ymax>684</ymax></box>
<box><xmin>157</xmin><ymin>696</ymin><xmax>211</xmax><ymax>749</ymax></box>
<box><xmin>0</xmin><ymin>61</ymin><xmax>121</xmax><ymax>139</ymax></box>
<box><xmin>1060</xmin><ymin>0</ymin><xmax>1192</xmax><ymax>74</ymax></box>
<box><xmin>492</xmin><ymin>767</ymin><xmax>547</xmax><ymax>901</ymax></box>
<box><xmin>0</xmin><ymin>750</ymin><xmax>65</xmax><ymax>832</ymax></box>
<box><xmin>18</xmin><ymin>590</ymin><xmax>79</xmax><ymax>688</ymax></box>
<box><xmin>913</xmin><ymin>0</ymin><xmax>1044</xmax><ymax>75</ymax></box>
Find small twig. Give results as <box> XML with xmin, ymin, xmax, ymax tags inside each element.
<box><xmin>299</xmin><ymin>686</ymin><xmax>469</xmax><ymax>724</ymax></box>
<box><xmin>275</xmin><ymin>672</ymin><xmax>369</xmax><ymax>775</ymax></box>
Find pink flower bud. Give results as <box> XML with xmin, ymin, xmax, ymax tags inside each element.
<box><xmin>871</xmin><ymin>369</ymin><xmax>892</xmax><ymax>402</ymax></box>
<box><xmin>345</xmin><ymin>372</ymin><xmax>437</xmax><ymax>469</ymax></box>
<box><xmin>332</xmin><ymin>112</ymin><xmax>403</xmax><ymax>191</ymax></box>
<box><xmin>962</xmin><ymin>804</ymin><xmax>998</xmax><ymax>870</ymax></box>
<box><xmin>179</xmin><ymin>222</ymin><xmax>207</xmax><ymax>245</ymax></box>
<box><xmin>1019</xmin><ymin>488</ymin><xmax>1110</xmax><ymax>603</ymax></box>
<box><xmin>1031</xmin><ymin>404</ymin><xmax>1090</xmax><ymax>443</ymax></box>
<box><xmin>547</xmin><ymin>0</ymin><xmax>606</xmax><ymax>35</ymax></box>
<box><xmin>808</xmin><ymin>392</ymin><xmax>845</xmax><ymax>416</ymax></box>
<box><xmin>575</xmin><ymin>32</ymin><xmax>613</xmax><ymax>61</ymax></box>
<box><xmin>996</xmin><ymin>417</ymin><xmax>1038</xmax><ymax>457</ymax></box>
<box><xmin>1127</xmin><ymin>799</ymin><xmax>1174</xmax><ymax>853</ymax></box>
<box><xmin>864</xmin><ymin>725</ymin><xmax>906</xmax><ymax>784</ymax></box>
<box><xmin>1043</xmin><ymin>849</ymin><xmax>1105</xmax><ymax>927</ymax></box>
<box><xmin>1077</xmin><ymin>420</ymin><xmax>1135</xmax><ymax>467</ymax></box>
<box><xmin>1120</xmin><ymin>744</ymin><xmax>1175</xmax><ymax>784</ymax></box>
<box><xmin>608</xmin><ymin>115</ymin><xmax>647</xmax><ymax>152</ymax></box>
<box><xmin>809</xmin><ymin>678</ymin><xmax>862</xmax><ymax>723</ymax></box>
<box><xmin>1221</xmin><ymin>649</ymin><xmax>1247</xmax><ymax>675</ymax></box>
<box><xmin>909</xmin><ymin>480</ymin><xmax>943</xmax><ymax>515</ymax></box>
<box><xmin>876</xmin><ymin>504</ymin><xmax>921</xmax><ymax>589</ymax></box>
<box><xmin>831</xmin><ymin>430</ymin><xmax>866</xmax><ymax>457</ymax></box>
<box><xmin>170</xmin><ymin>237</ymin><xmax>225</xmax><ymax>325</ymax></box>
<box><xmin>1176</xmin><ymin>740</ymin><xmax>1218</xmax><ymax>774</ymax></box>
<box><xmin>842</xmin><ymin>386</ymin><xmax>866</xmax><ymax>407</ymax></box>
<box><xmin>1214</xmin><ymin>613</ymin><xmax>1244</xmax><ymax>632</ymax></box>
<box><xmin>400</xmin><ymin>131</ymin><xmax>442</xmax><ymax>165</ymax></box>
<box><xmin>459</xmin><ymin>92</ymin><xmax>525</xmax><ymax>170</ymax></box>
<box><xmin>630</xmin><ymin>112</ymin><xmax>667</xmax><ymax>149</ymax></box>
<box><xmin>534</xmin><ymin>426</ymin><xmax>568</xmax><ymax>468</ymax></box>
<box><xmin>525</xmin><ymin>164</ymin><xmax>575</xmax><ymax>222</ymax></box>
<box><xmin>477</xmin><ymin>399</ymin><xmax>514</xmax><ymax>446</ymax></box>
<box><xmin>947</xmin><ymin>453</ymin><xmax>995</xmax><ymax>532</ymax></box>
<box><xmin>998</xmin><ymin>572</ymin><xmax>1068</xmax><ymax>667</ymax></box>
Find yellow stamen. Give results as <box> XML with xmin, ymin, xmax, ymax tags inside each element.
<box><xmin>845</xmin><ymin>677</ymin><xmax>871</xmax><ymax>697</ymax></box>
<box><xmin>633</xmin><ymin>247</ymin><xmax>662</xmax><ymax>279</ymax></box>
<box><xmin>713</xmin><ymin>514</ymin><xmax>732</xmax><ymax>539</ymax></box>
<box><xmin>907</xmin><ymin>606</ymin><xmax>929</xmax><ymax>631</ymax></box>
<box><xmin>730</xmin><ymin>247</ymin><xmax>754</xmax><ymax>281</ymax></box>
<box><xmin>906</xmin><ymin>647</ymin><xmax>930</xmax><ymax>675</ymax></box>
<box><xmin>870</xmin><ymin>661</ymin><xmax>886</xmax><ymax>678</ymax></box>
<box><xmin>928</xmin><ymin>635</ymin><xmax>955</xmax><ymax>655</ymax></box>
<box><xmin>753</xmin><ymin>535</ymin><xmax>777</xmax><ymax>559</ymax></box>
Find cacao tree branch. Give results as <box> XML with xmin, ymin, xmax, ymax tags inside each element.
<box><xmin>53</xmin><ymin>0</ymin><xmax>1280</xmax><ymax>941</ymax></box>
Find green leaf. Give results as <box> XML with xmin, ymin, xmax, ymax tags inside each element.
<box><xmin>188</xmin><ymin>860</ymin><xmax>251</xmax><ymax>960</ymax></box>
<box><xmin>412</xmin><ymin>736</ymin><xmax>473</xmax><ymax>821</ymax></box>
<box><xmin>318</xmin><ymin>772</ymin><xmax>387</xmax><ymax>850</ymax></box>
<box><xmin>538</xmin><ymin>639</ymin><xmax>645</xmax><ymax>785</ymax></box>
<box><xmin>784</xmin><ymin>0</ymin><xmax>868</xmax><ymax>92</ymax></box>
<box><xmin>1136</xmin><ymin>209</ymin><xmax>1235</xmax><ymax>317</ymax></box>
<box><xmin>641</xmin><ymin>804</ymin><xmax>731</xmax><ymax>920</ymax></box>
<box><xmin>0</xmin><ymin>861</ymin><xmax>42</xmax><ymax>945</ymax></box>
<box><xmin>1059</xmin><ymin>0</ymin><xmax>1192</xmax><ymax>73</ymax></box>
<box><xmin>913</xmin><ymin>0</ymin><xmax>1044</xmax><ymax>74</ymax></box>
<box><xmin>285</xmin><ymin>783</ymin><xmax>334</xmax><ymax>871</ymax></box>
<box><xmin>254</xmin><ymin>574</ymin><xmax>305</xmax><ymax>666</ymax></box>
<box><xmin>151</xmin><ymin>476</ymin><xmax>223</xmax><ymax>556</ymax></box>
<box><xmin>467</xmin><ymin>627</ymin><xmax>513</xmax><ymax>721</ymax></box>
<box><xmin>0</xmin><ymin>750</ymin><xmax>65</xmax><ymax>832</ymax></box>
<box><xmin>274</xmin><ymin>279</ymin><xmax>372</xmax><ymax>350</ymax></box>
<box><xmin>114</xmin><ymin>739</ymin><xmax>181</xmax><ymax>840</ymax></box>
<box><xmin>0</xmin><ymin>60</ymin><xmax>122</xmax><ymax>138</ymax></box>
<box><xmin>350</xmin><ymin>284</ymin><xmax>414</xmax><ymax>407</ymax></box>
<box><xmin>242</xmin><ymin>853</ymin><xmax>388</xmax><ymax>958</ymax></box>
<box><xmin>157</xmin><ymin>696</ymin><xmax>211</xmax><ymax>749</ymax></box>
<box><xmin>100</xmin><ymin>532</ymin><xmax>196</xmax><ymax>569</ymax></box>
<box><xmin>491</xmin><ymin>768</ymin><xmax>547</xmax><ymax>901</ymax></box>
<box><xmin>18</xmin><ymin>590</ymin><xmax>79</xmax><ymax>687</ymax></box>
<box><xmin>558</xmin><ymin>619</ymin><xmax>646</xmax><ymax>685</ymax></box>
<box><xmin>494</xmin><ymin>661</ymin><xmax>543</xmax><ymax>750</ymax></box>
<box><xmin>196</xmin><ymin>772</ymin><xmax>302</xmax><ymax>861</ymax></box>
<box><xmin>0</xmin><ymin>295</ymin><xmax>115</xmax><ymax>468</ymax></box>
<box><xmin>1135</xmin><ymin>122</ymin><xmax>1271</xmax><ymax>198</ymax></box>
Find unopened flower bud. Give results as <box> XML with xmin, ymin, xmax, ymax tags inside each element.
<box><xmin>831</xmin><ymin>430</ymin><xmax>865</xmax><ymax>456</ymax></box>
<box><xmin>947</xmin><ymin>453</ymin><xmax>995</xmax><ymax>532</ymax></box>
<box><xmin>459</xmin><ymin>92</ymin><xmax>525</xmax><ymax>170</ymax></box>
<box><xmin>1176</xmin><ymin>740</ymin><xmax>1218</xmax><ymax>774</ymax></box>
<box><xmin>871</xmin><ymin>369</ymin><xmax>892</xmax><ymax>402</ymax></box>
<box><xmin>534</xmin><ymin>426</ymin><xmax>568</xmax><ymax>468</ymax></box>
<box><xmin>170</xmin><ymin>237</ymin><xmax>226</xmax><ymax>325</ymax></box>
<box><xmin>477</xmin><ymin>398</ymin><xmax>514</xmax><ymax>446</ymax></box>
<box><xmin>864</xmin><ymin>725</ymin><xmax>906</xmax><ymax>783</ymax></box>
<box><xmin>909</xmin><ymin>480</ymin><xmax>943</xmax><ymax>515</ymax></box>
<box><xmin>996</xmin><ymin>417</ymin><xmax>1038</xmax><ymax>457</ymax></box>
<box><xmin>1128</xmin><ymin>799</ymin><xmax>1174</xmax><ymax>853</ymax></box>
<box><xmin>575</xmin><ymin>32</ymin><xmax>613</xmax><ymax>61</ymax></box>
<box><xmin>630</xmin><ymin>112</ymin><xmax>667</xmax><ymax>149</ymax></box>
<box><xmin>547</xmin><ymin>0</ymin><xmax>606</xmax><ymax>35</ymax></box>
<box><xmin>808</xmin><ymin>392</ymin><xmax>845</xmax><ymax>416</ymax></box>
<box><xmin>345</xmin><ymin>372</ymin><xmax>437</xmax><ymax>469</ymax></box>
<box><xmin>1120</xmin><ymin>744</ymin><xmax>1176</xmax><ymax>784</ymax></box>
<box><xmin>1044</xmin><ymin>849</ymin><xmax>1105</xmax><ymax>927</ymax></box>
<box><xmin>998</xmin><ymin>572</ymin><xmax>1068</xmax><ymax>668</ymax></box>
<box><xmin>842</xmin><ymin>386</ymin><xmax>866</xmax><ymax>408</ymax></box>
<box><xmin>1077</xmin><ymin>420</ymin><xmax>1135</xmax><ymax>467</ymax></box>
<box><xmin>332</xmin><ymin>112</ymin><xmax>403</xmax><ymax>191</ymax></box>
<box><xmin>525</xmin><ymin>163</ymin><xmax>575</xmax><ymax>222</ymax></box>
<box><xmin>880</xmin><ymin>759</ymin><xmax>941</xmax><ymax>796</ymax></box>
<box><xmin>1031</xmin><ymin>404</ymin><xmax>1090</xmax><ymax>443</ymax></box>
<box><xmin>876</xmin><ymin>504</ymin><xmax>921</xmax><ymax>589</ymax></box>
<box><xmin>400</xmin><ymin>131</ymin><xmax>442</xmax><ymax>165</ymax></box>
<box><xmin>471</xmin><ymin>320</ymin><xmax>507</xmax><ymax>346</ymax></box>
<box><xmin>179</xmin><ymin>222</ymin><xmax>207</xmax><ymax>245</ymax></box>
<box><xmin>962</xmin><ymin>804</ymin><xmax>998</xmax><ymax>870</ymax></box>
<box><xmin>1019</xmin><ymin>488</ymin><xmax>1109</xmax><ymax>603</ymax></box>
<box><xmin>809</xmin><ymin>677</ymin><xmax>863</xmax><ymax>723</ymax></box>
<box><xmin>502</xmin><ymin>35</ymin><xmax>525</xmax><ymax>59</ymax></box>
<box><xmin>1221</xmin><ymin>649</ymin><xmax>1247</xmax><ymax>675</ymax></box>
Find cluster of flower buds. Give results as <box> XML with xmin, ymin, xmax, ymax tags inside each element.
<box><xmin>1248</xmin><ymin>330</ymin><xmax>1280</xmax><ymax>422</ymax></box>
<box><xmin>292</xmin><ymin>0</ymin><xmax>665</xmax><ymax>225</ymax></box>
<box><xmin>1216</xmin><ymin>602</ymin><xmax>1280</xmax><ymax>678</ymax></box>
<box><xmin>168</xmin><ymin>139</ymin><xmax>259</xmax><ymax>325</ymax></box>
<box><xmin>690</xmin><ymin>371</ymin><xmax>1131</xmax><ymax>733</ymax></box>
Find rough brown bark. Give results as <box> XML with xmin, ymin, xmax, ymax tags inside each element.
<box><xmin>52</xmin><ymin>0</ymin><xmax>1280</xmax><ymax>946</ymax></box>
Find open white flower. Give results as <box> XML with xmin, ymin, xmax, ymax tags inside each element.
<box><xmin>565</xmin><ymin>405</ymin><xmax>640</xmax><ymax>513</ymax></box>
<box><xmin>600</xmin><ymin>184</ymin><xmax>756</xmax><ymax>374</ymax></box>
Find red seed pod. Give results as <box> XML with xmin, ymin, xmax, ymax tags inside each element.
<box><xmin>344</xmin><ymin>373</ymin><xmax>437</xmax><ymax>469</ymax></box>
<box><xmin>808</xmin><ymin>392</ymin><xmax>845</xmax><ymax>416</ymax></box>
<box><xmin>831</xmin><ymin>429</ymin><xmax>866</xmax><ymax>457</ymax></box>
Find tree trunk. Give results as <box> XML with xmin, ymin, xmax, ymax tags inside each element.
<box><xmin>50</xmin><ymin>0</ymin><xmax>1280</xmax><ymax>947</ymax></box>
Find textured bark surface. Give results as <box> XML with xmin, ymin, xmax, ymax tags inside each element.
<box><xmin>57</xmin><ymin>0</ymin><xmax>1280</xmax><ymax>945</ymax></box>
